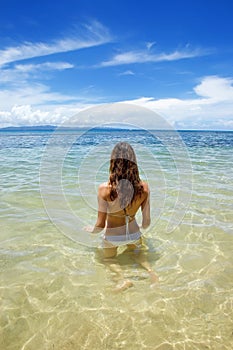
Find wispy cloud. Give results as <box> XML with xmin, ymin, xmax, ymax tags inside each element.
<box><xmin>14</xmin><ymin>61</ymin><xmax>74</xmax><ymax>72</ymax></box>
<box><xmin>0</xmin><ymin>20</ymin><xmax>112</xmax><ymax>67</ymax></box>
<box><xmin>145</xmin><ymin>41</ymin><xmax>156</xmax><ymax>50</ymax></box>
<box><xmin>0</xmin><ymin>61</ymin><xmax>74</xmax><ymax>84</ymax></box>
<box><xmin>119</xmin><ymin>70</ymin><xmax>135</xmax><ymax>76</ymax></box>
<box><xmin>0</xmin><ymin>83</ymin><xmax>75</xmax><ymax>108</ymax></box>
<box><xmin>99</xmin><ymin>47</ymin><xmax>209</xmax><ymax>67</ymax></box>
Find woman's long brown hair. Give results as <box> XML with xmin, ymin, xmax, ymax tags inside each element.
<box><xmin>109</xmin><ymin>142</ymin><xmax>143</xmax><ymax>209</ymax></box>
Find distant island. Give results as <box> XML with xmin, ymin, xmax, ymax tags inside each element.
<box><xmin>0</xmin><ymin>125</ymin><xmax>142</xmax><ymax>132</ymax></box>
<box><xmin>0</xmin><ymin>125</ymin><xmax>232</xmax><ymax>132</ymax></box>
<box><xmin>0</xmin><ymin>125</ymin><xmax>57</xmax><ymax>132</ymax></box>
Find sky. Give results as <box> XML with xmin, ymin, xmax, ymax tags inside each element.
<box><xmin>0</xmin><ymin>0</ymin><xmax>233</xmax><ymax>130</ymax></box>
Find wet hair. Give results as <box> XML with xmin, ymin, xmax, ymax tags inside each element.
<box><xmin>108</xmin><ymin>142</ymin><xmax>143</xmax><ymax>209</ymax></box>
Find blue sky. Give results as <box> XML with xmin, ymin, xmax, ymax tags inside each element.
<box><xmin>0</xmin><ymin>0</ymin><xmax>233</xmax><ymax>129</ymax></box>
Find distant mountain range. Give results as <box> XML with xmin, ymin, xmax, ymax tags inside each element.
<box><xmin>0</xmin><ymin>125</ymin><xmax>231</xmax><ymax>132</ymax></box>
<box><xmin>0</xmin><ymin>125</ymin><xmax>57</xmax><ymax>131</ymax></box>
<box><xmin>0</xmin><ymin>125</ymin><xmax>140</xmax><ymax>132</ymax></box>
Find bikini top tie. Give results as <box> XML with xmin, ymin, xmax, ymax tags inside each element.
<box><xmin>124</xmin><ymin>209</ymin><xmax>134</xmax><ymax>240</ymax></box>
<box><xmin>108</xmin><ymin>209</ymin><xmax>135</xmax><ymax>240</ymax></box>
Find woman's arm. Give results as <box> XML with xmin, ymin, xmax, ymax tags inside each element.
<box><xmin>85</xmin><ymin>184</ymin><xmax>108</xmax><ymax>233</ymax></box>
<box><xmin>141</xmin><ymin>183</ymin><xmax>151</xmax><ymax>229</ymax></box>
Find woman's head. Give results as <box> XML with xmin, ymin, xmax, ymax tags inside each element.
<box><xmin>109</xmin><ymin>142</ymin><xmax>143</xmax><ymax>209</ymax></box>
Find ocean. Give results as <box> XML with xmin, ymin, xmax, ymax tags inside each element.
<box><xmin>0</xmin><ymin>128</ymin><xmax>233</xmax><ymax>350</ymax></box>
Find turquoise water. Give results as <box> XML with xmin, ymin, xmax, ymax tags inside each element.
<box><xmin>0</xmin><ymin>129</ymin><xmax>233</xmax><ymax>349</ymax></box>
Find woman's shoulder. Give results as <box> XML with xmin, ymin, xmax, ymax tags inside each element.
<box><xmin>98</xmin><ymin>182</ymin><xmax>111</xmax><ymax>199</ymax></box>
<box><xmin>140</xmin><ymin>180</ymin><xmax>150</xmax><ymax>194</ymax></box>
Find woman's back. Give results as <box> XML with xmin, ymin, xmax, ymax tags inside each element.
<box><xmin>98</xmin><ymin>180</ymin><xmax>150</xmax><ymax>236</ymax></box>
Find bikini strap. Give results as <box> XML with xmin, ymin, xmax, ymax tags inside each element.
<box><xmin>124</xmin><ymin>209</ymin><xmax>130</xmax><ymax>240</ymax></box>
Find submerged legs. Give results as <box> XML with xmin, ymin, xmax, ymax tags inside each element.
<box><xmin>101</xmin><ymin>238</ymin><xmax>159</xmax><ymax>292</ymax></box>
<box><xmin>126</xmin><ymin>240</ymin><xmax>159</xmax><ymax>285</ymax></box>
<box><xmin>102</xmin><ymin>245</ymin><xmax>133</xmax><ymax>292</ymax></box>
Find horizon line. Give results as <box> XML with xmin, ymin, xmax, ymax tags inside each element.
<box><xmin>0</xmin><ymin>125</ymin><xmax>233</xmax><ymax>132</ymax></box>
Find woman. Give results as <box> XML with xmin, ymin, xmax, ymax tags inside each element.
<box><xmin>86</xmin><ymin>142</ymin><xmax>158</xmax><ymax>290</ymax></box>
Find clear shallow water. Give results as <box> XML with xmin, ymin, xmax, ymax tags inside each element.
<box><xmin>0</xmin><ymin>129</ymin><xmax>233</xmax><ymax>350</ymax></box>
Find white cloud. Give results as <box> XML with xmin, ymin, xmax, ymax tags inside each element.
<box><xmin>0</xmin><ymin>76</ymin><xmax>233</xmax><ymax>130</ymax></box>
<box><xmin>0</xmin><ymin>20</ymin><xmax>112</xmax><ymax>67</ymax></box>
<box><xmin>0</xmin><ymin>103</ymin><xmax>88</xmax><ymax>127</ymax></box>
<box><xmin>99</xmin><ymin>47</ymin><xmax>208</xmax><ymax>67</ymax></box>
<box><xmin>124</xmin><ymin>76</ymin><xmax>233</xmax><ymax>129</ymax></box>
<box><xmin>194</xmin><ymin>75</ymin><xmax>233</xmax><ymax>101</ymax></box>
